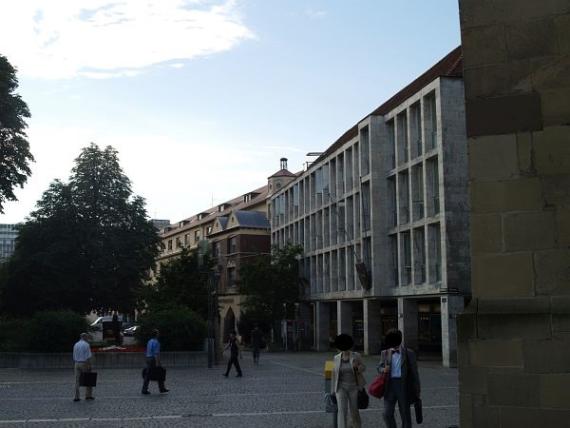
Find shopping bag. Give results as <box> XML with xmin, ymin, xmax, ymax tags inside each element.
<box><xmin>79</xmin><ymin>372</ymin><xmax>97</xmax><ymax>387</ymax></box>
<box><xmin>415</xmin><ymin>398</ymin><xmax>423</xmax><ymax>424</ymax></box>
<box><xmin>149</xmin><ymin>366</ymin><xmax>166</xmax><ymax>382</ymax></box>
<box><xmin>368</xmin><ymin>372</ymin><xmax>387</xmax><ymax>398</ymax></box>
<box><xmin>357</xmin><ymin>388</ymin><xmax>369</xmax><ymax>409</ymax></box>
<box><xmin>324</xmin><ymin>393</ymin><xmax>338</xmax><ymax>413</ymax></box>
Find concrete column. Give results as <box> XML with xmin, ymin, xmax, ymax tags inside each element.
<box><xmin>337</xmin><ymin>300</ymin><xmax>353</xmax><ymax>335</ymax></box>
<box><xmin>398</xmin><ymin>298</ymin><xmax>418</xmax><ymax>351</ymax></box>
<box><xmin>441</xmin><ymin>295</ymin><xmax>464</xmax><ymax>367</ymax></box>
<box><xmin>363</xmin><ymin>299</ymin><xmax>382</xmax><ymax>355</ymax></box>
<box><xmin>315</xmin><ymin>301</ymin><xmax>330</xmax><ymax>351</ymax></box>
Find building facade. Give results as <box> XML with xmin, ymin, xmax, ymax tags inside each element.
<box><xmin>0</xmin><ymin>224</ymin><xmax>18</xmax><ymax>263</ymax></box>
<box><xmin>157</xmin><ymin>186</ymin><xmax>270</xmax><ymax>342</ymax></box>
<box><xmin>457</xmin><ymin>1</ymin><xmax>570</xmax><ymax>425</ymax></box>
<box><xmin>269</xmin><ymin>47</ymin><xmax>470</xmax><ymax>366</ymax></box>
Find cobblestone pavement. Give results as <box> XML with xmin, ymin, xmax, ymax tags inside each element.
<box><xmin>0</xmin><ymin>352</ymin><xmax>458</xmax><ymax>427</ymax></box>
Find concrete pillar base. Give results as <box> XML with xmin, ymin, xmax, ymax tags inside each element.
<box><xmin>315</xmin><ymin>301</ymin><xmax>330</xmax><ymax>351</ymax></box>
<box><xmin>441</xmin><ymin>295</ymin><xmax>464</xmax><ymax>367</ymax></box>
<box><xmin>364</xmin><ymin>299</ymin><xmax>382</xmax><ymax>355</ymax></box>
<box><xmin>398</xmin><ymin>298</ymin><xmax>419</xmax><ymax>351</ymax></box>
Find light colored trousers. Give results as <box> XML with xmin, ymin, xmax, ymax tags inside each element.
<box><xmin>337</xmin><ymin>385</ymin><xmax>361</xmax><ymax>428</ymax></box>
<box><xmin>74</xmin><ymin>362</ymin><xmax>93</xmax><ymax>399</ymax></box>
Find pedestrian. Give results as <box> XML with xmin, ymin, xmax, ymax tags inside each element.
<box><xmin>142</xmin><ymin>329</ymin><xmax>169</xmax><ymax>395</ymax></box>
<box><xmin>73</xmin><ymin>333</ymin><xmax>94</xmax><ymax>402</ymax></box>
<box><xmin>251</xmin><ymin>325</ymin><xmax>263</xmax><ymax>365</ymax></box>
<box><xmin>223</xmin><ymin>331</ymin><xmax>243</xmax><ymax>377</ymax></box>
<box><xmin>377</xmin><ymin>329</ymin><xmax>421</xmax><ymax>428</ymax></box>
<box><xmin>330</xmin><ymin>333</ymin><xmax>366</xmax><ymax>428</ymax></box>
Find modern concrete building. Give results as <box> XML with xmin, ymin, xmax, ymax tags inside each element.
<box><xmin>268</xmin><ymin>47</ymin><xmax>470</xmax><ymax>366</ymax></box>
<box><xmin>0</xmin><ymin>224</ymin><xmax>18</xmax><ymax>263</ymax></box>
<box><xmin>457</xmin><ymin>1</ymin><xmax>570</xmax><ymax>426</ymax></box>
<box><xmin>157</xmin><ymin>185</ymin><xmax>270</xmax><ymax>342</ymax></box>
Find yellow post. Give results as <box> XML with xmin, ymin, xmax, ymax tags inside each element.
<box><xmin>324</xmin><ymin>360</ymin><xmax>337</xmax><ymax>427</ymax></box>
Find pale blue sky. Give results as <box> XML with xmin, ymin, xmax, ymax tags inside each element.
<box><xmin>0</xmin><ymin>0</ymin><xmax>461</xmax><ymax>224</ymax></box>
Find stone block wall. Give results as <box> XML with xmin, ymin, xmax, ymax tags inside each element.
<box><xmin>458</xmin><ymin>1</ymin><xmax>570</xmax><ymax>426</ymax></box>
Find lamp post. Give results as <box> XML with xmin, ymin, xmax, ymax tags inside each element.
<box><xmin>207</xmin><ymin>269</ymin><xmax>220</xmax><ymax>368</ymax></box>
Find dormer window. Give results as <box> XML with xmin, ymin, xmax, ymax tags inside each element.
<box><xmin>197</xmin><ymin>212</ymin><xmax>208</xmax><ymax>220</ymax></box>
<box><xmin>218</xmin><ymin>203</ymin><xmax>230</xmax><ymax>212</ymax></box>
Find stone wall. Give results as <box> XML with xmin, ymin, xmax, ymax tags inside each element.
<box><xmin>458</xmin><ymin>1</ymin><xmax>570</xmax><ymax>426</ymax></box>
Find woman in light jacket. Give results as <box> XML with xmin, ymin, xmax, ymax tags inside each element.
<box><xmin>331</xmin><ymin>333</ymin><xmax>366</xmax><ymax>428</ymax></box>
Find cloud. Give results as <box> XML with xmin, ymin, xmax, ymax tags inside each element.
<box><xmin>305</xmin><ymin>8</ymin><xmax>327</xmax><ymax>19</ymax></box>
<box><xmin>0</xmin><ymin>0</ymin><xmax>253</xmax><ymax>79</ymax></box>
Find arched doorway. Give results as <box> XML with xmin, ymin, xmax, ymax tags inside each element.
<box><xmin>223</xmin><ymin>307</ymin><xmax>236</xmax><ymax>341</ymax></box>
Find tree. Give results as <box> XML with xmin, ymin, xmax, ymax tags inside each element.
<box><xmin>0</xmin><ymin>55</ymin><xmax>33</xmax><ymax>213</ymax></box>
<box><xmin>239</xmin><ymin>244</ymin><xmax>303</xmax><ymax>329</ymax></box>
<box><xmin>0</xmin><ymin>144</ymin><xmax>160</xmax><ymax>316</ymax></box>
<box><xmin>142</xmin><ymin>248</ymin><xmax>211</xmax><ymax>320</ymax></box>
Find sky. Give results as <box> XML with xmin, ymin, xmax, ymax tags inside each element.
<box><xmin>0</xmin><ymin>0</ymin><xmax>461</xmax><ymax>224</ymax></box>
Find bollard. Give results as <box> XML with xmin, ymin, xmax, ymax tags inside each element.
<box><xmin>324</xmin><ymin>360</ymin><xmax>337</xmax><ymax>428</ymax></box>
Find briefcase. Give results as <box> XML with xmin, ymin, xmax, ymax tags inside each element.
<box><xmin>414</xmin><ymin>398</ymin><xmax>423</xmax><ymax>424</ymax></box>
<box><xmin>79</xmin><ymin>372</ymin><xmax>97</xmax><ymax>387</ymax></box>
<box><xmin>143</xmin><ymin>366</ymin><xmax>166</xmax><ymax>381</ymax></box>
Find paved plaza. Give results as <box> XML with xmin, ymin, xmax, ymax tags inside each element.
<box><xmin>0</xmin><ymin>353</ymin><xmax>458</xmax><ymax>427</ymax></box>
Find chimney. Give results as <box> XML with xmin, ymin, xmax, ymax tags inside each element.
<box><xmin>280</xmin><ymin>157</ymin><xmax>288</xmax><ymax>170</ymax></box>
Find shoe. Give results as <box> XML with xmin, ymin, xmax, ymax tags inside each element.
<box><xmin>141</xmin><ymin>390</ymin><xmax>150</xmax><ymax>395</ymax></box>
<box><xmin>73</xmin><ymin>398</ymin><xmax>80</xmax><ymax>402</ymax></box>
<box><xmin>85</xmin><ymin>397</ymin><xmax>95</xmax><ymax>401</ymax></box>
<box><xmin>159</xmin><ymin>389</ymin><xmax>169</xmax><ymax>393</ymax></box>
<box><xmin>236</xmin><ymin>374</ymin><xmax>243</xmax><ymax>377</ymax></box>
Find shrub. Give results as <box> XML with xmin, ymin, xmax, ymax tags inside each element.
<box><xmin>136</xmin><ymin>307</ymin><xmax>206</xmax><ymax>351</ymax></box>
<box><xmin>0</xmin><ymin>310</ymin><xmax>87</xmax><ymax>352</ymax></box>
<box><xmin>27</xmin><ymin>310</ymin><xmax>88</xmax><ymax>352</ymax></box>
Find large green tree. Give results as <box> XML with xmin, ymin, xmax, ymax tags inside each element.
<box><xmin>142</xmin><ymin>248</ymin><xmax>211</xmax><ymax>320</ymax></box>
<box><xmin>239</xmin><ymin>244</ymin><xmax>303</xmax><ymax>326</ymax></box>
<box><xmin>0</xmin><ymin>144</ymin><xmax>159</xmax><ymax>316</ymax></box>
<box><xmin>0</xmin><ymin>55</ymin><xmax>33</xmax><ymax>213</ymax></box>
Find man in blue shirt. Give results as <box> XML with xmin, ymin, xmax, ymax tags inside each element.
<box><xmin>142</xmin><ymin>329</ymin><xmax>168</xmax><ymax>394</ymax></box>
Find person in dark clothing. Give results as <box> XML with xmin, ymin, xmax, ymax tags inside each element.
<box><xmin>223</xmin><ymin>331</ymin><xmax>243</xmax><ymax>377</ymax></box>
<box><xmin>377</xmin><ymin>329</ymin><xmax>421</xmax><ymax>428</ymax></box>
<box><xmin>251</xmin><ymin>325</ymin><xmax>263</xmax><ymax>365</ymax></box>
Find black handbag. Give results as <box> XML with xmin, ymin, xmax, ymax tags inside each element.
<box><xmin>142</xmin><ymin>366</ymin><xmax>166</xmax><ymax>382</ymax></box>
<box><xmin>79</xmin><ymin>372</ymin><xmax>97</xmax><ymax>387</ymax></box>
<box><xmin>414</xmin><ymin>398</ymin><xmax>423</xmax><ymax>424</ymax></box>
<box><xmin>357</xmin><ymin>388</ymin><xmax>369</xmax><ymax>409</ymax></box>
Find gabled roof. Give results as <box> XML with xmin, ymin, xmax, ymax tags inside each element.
<box><xmin>268</xmin><ymin>168</ymin><xmax>297</xmax><ymax>179</ymax></box>
<box><xmin>231</xmin><ymin>210</ymin><xmax>270</xmax><ymax>229</ymax></box>
<box><xmin>161</xmin><ymin>184</ymin><xmax>268</xmax><ymax>238</ymax></box>
<box><xmin>314</xmin><ymin>46</ymin><xmax>463</xmax><ymax>164</ymax></box>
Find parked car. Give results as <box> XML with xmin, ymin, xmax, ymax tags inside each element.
<box><xmin>122</xmin><ymin>325</ymin><xmax>139</xmax><ymax>337</ymax></box>
<box><xmin>90</xmin><ymin>315</ymin><xmax>124</xmax><ymax>331</ymax></box>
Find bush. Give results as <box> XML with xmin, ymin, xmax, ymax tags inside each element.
<box><xmin>0</xmin><ymin>310</ymin><xmax>88</xmax><ymax>352</ymax></box>
<box><xmin>136</xmin><ymin>307</ymin><xmax>206</xmax><ymax>351</ymax></box>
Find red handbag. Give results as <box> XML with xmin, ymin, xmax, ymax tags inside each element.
<box><xmin>368</xmin><ymin>372</ymin><xmax>388</xmax><ymax>398</ymax></box>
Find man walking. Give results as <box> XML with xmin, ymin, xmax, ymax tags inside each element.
<box><xmin>378</xmin><ymin>329</ymin><xmax>421</xmax><ymax>428</ymax></box>
<box><xmin>142</xmin><ymin>329</ymin><xmax>169</xmax><ymax>395</ymax></box>
<box><xmin>251</xmin><ymin>325</ymin><xmax>263</xmax><ymax>365</ymax></box>
<box><xmin>223</xmin><ymin>331</ymin><xmax>243</xmax><ymax>377</ymax></box>
<box><xmin>73</xmin><ymin>333</ymin><xmax>94</xmax><ymax>402</ymax></box>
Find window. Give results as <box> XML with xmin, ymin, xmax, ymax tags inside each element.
<box><xmin>413</xmin><ymin>227</ymin><xmax>426</xmax><ymax>284</ymax></box>
<box><xmin>184</xmin><ymin>234</ymin><xmax>189</xmax><ymax>246</ymax></box>
<box><xmin>398</xmin><ymin>171</ymin><xmax>410</xmax><ymax>224</ymax></box>
<box><xmin>400</xmin><ymin>231</ymin><xmax>411</xmax><ymax>285</ymax></box>
<box><xmin>412</xmin><ymin>164</ymin><xmax>424</xmax><ymax>221</ymax></box>
<box><xmin>410</xmin><ymin>102</ymin><xmax>422</xmax><ymax>158</ymax></box>
<box><xmin>397</xmin><ymin>112</ymin><xmax>408</xmax><ymax>165</ymax></box>
<box><xmin>428</xmin><ymin>223</ymin><xmax>442</xmax><ymax>282</ymax></box>
<box><xmin>194</xmin><ymin>230</ymin><xmax>200</xmax><ymax>243</ymax></box>
<box><xmin>175</xmin><ymin>237</ymin><xmax>182</xmax><ymax>248</ymax></box>
<box><xmin>360</xmin><ymin>126</ymin><xmax>370</xmax><ymax>176</ymax></box>
<box><xmin>362</xmin><ymin>182</ymin><xmax>371</xmax><ymax>232</ymax></box>
<box><xmin>206</xmin><ymin>225</ymin><xmax>213</xmax><ymax>235</ymax></box>
<box><xmin>228</xmin><ymin>237</ymin><xmax>237</xmax><ymax>254</ymax></box>
<box><xmin>167</xmin><ymin>239</ymin><xmax>172</xmax><ymax>251</ymax></box>
<box><xmin>427</xmin><ymin>157</ymin><xmax>440</xmax><ymax>216</ymax></box>
<box><xmin>424</xmin><ymin>93</ymin><xmax>437</xmax><ymax>150</ymax></box>
<box><xmin>228</xmin><ymin>267</ymin><xmax>237</xmax><ymax>288</ymax></box>
<box><xmin>212</xmin><ymin>242</ymin><xmax>220</xmax><ymax>258</ymax></box>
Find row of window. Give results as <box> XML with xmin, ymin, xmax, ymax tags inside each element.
<box><xmin>388</xmin><ymin>155</ymin><xmax>440</xmax><ymax>226</ymax></box>
<box><xmin>163</xmin><ymin>226</ymin><xmax>213</xmax><ymax>253</ymax></box>
<box><xmin>271</xmin><ymin>127</ymin><xmax>371</xmax><ymax>228</ymax></box>
<box><xmin>387</xmin><ymin>92</ymin><xmax>438</xmax><ymax>169</ymax></box>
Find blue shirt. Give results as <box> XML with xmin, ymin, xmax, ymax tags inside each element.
<box><xmin>390</xmin><ymin>349</ymin><xmax>402</xmax><ymax>378</ymax></box>
<box><xmin>146</xmin><ymin>338</ymin><xmax>160</xmax><ymax>357</ymax></box>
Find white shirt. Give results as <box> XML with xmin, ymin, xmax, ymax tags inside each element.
<box><xmin>73</xmin><ymin>339</ymin><xmax>92</xmax><ymax>363</ymax></box>
<box><xmin>390</xmin><ymin>348</ymin><xmax>402</xmax><ymax>378</ymax></box>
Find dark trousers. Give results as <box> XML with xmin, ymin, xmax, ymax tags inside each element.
<box><xmin>383</xmin><ymin>378</ymin><xmax>412</xmax><ymax>428</ymax></box>
<box><xmin>253</xmin><ymin>347</ymin><xmax>260</xmax><ymax>364</ymax></box>
<box><xmin>142</xmin><ymin>357</ymin><xmax>165</xmax><ymax>392</ymax></box>
<box><xmin>225</xmin><ymin>354</ymin><xmax>242</xmax><ymax>376</ymax></box>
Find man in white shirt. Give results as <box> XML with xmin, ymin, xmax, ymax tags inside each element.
<box><xmin>73</xmin><ymin>333</ymin><xmax>94</xmax><ymax>402</ymax></box>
